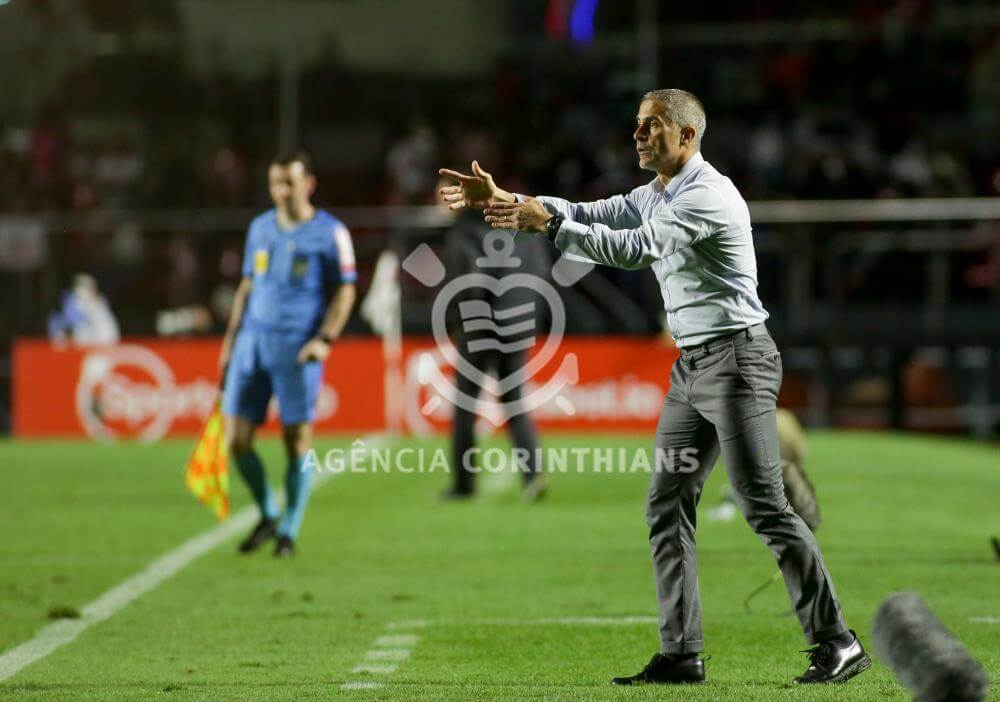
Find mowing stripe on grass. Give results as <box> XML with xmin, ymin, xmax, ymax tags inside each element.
<box><xmin>0</xmin><ymin>434</ymin><xmax>390</xmax><ymax>684</ymax></box>
<box><xmin>340</xmin><ymin>615</ymin><xmax>657</xmax><ymax>691</ymax></box>
<box><xmin>0</xmin><ymin>506</ymin><xmax>258</xmax><ymax>683</ymax></box>
<box><xmin>383</xmin><ymin>616</ymin><xmax>658</xmax><ymax>633</ymax></box>
<box><xmin>458</xmin><ymin>615</ymin><xmax>658</xmax><ymax>627</ymax></box>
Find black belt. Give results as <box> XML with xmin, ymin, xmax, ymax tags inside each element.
<box><xmin>679</xmin><ymin>323</ymin><xmax>769</xmax><ymax>357</ymax></box>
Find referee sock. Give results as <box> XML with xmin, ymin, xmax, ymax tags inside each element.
<box><xmin>277</xmin><ymin>454</ymin><xmax>314</xmax><ymax>539</ymax></box>
<box><xmin>234</xmin><ymin>451</ymin><xmax>278</xmax><ymax>521</ymax></box>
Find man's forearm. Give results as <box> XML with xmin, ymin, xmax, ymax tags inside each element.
<box><xmin>534</xmin><ymin>193</ymin><xmax>640</xmax><ymax>230</ymax></box>
<box><xmin>318</xmin><ymin>284</ymin><xmax>356</xmax><ymax>340</ymax></box>
<box><xmin>223</xmin><ymin>279</ymin><xmax>252</xmax><ymax>343</ymax></box>
<box><xmin>493</xmin><ymin>188</ymin><xmax>517</xmax><ymax>204</ymax></box>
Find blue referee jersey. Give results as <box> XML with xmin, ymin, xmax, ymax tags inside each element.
<box><xmin>242</xmin><ymin>208</ymin><xmax>357</xmax><ymax>336</ymax></box>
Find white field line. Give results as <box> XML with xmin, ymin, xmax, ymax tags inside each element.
<box><xmin>386</xmin><ymin>619</ymin><xmax>430</xmax><ymax>630</ymax></box>
<box><xmin>375</xmin><ymin>634</ymin><xmax>419</xmax><ymax>647</ymax></box>
<box><xmin>340</xmin><ymin>623</ymin><xmax>422</xmax><ymax>691</ymax></box>
<box><xmin>0</xmin><ymin>507</ymin><xmax>257</xmax><ymax>683</ymax></box>
<box><xmin>0</xmin><ymin>434</ymin><xmax>390</xmax><ymax>684</ymax></box>
<box><xmin>340</xmin><ymin>615</ymin><xmax>655</xmax><ymax>691</ymax></box>
<box><xmin>365</xmin><ymin>648</ymin><xmax>411</xmax><ymax>662</ymax></box>
<box><xmin>351</xmin><ymin>663</ymin><xmax>397</xmax><ymax>674</ymax></box>
<box><xmin>969</xmin><ymin>616</ymin><xmax>999</xmax><ymax>624</ymax></box>
<box><xmin>341</xmin><ymin>681</ymin><xmax>380</xmax><ymax>690</ymax></box>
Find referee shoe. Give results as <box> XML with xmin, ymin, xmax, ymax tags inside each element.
<box><xmin>238</xmin><ymin>517</ymin><xmax>276</xmax><ymax>554</ymax></box>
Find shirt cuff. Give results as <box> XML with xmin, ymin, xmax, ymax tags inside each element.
<box><xmin>552</xmin><ymin>219</ymin><xmax>589</xmax><ymax>251</ymax></box>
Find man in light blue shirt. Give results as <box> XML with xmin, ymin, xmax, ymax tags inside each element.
<box><xmin>439</xmin><ymin>89</ymin><xmax>869</xmax><ymax>686</ymax></box>
<box><xmin>220</xmin><ymin>150</ymin><xmax>357</xmax><ymax>558</ymax></box>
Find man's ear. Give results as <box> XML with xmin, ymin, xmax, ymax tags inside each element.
<box><xmin>680</xmin><ymin>126</ymin><xmax>696</xmax><ymax>147</ymax></box>
<box><xmin>307</xmin><ymin>175</ymin><xmax>317</xmax><ymax>195</ymax></box>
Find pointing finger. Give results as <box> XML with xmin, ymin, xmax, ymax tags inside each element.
<box><xmin>484</xmin><ymin>201</ymin><xmax>518</xmax><ymax>210</ymax></box>
<box><xmin>484</xmin><ymin>206</ymin><xmax>518</xmax><ymax>216</ymax></box>
<box><xmin>438</xmin><ymin>168</ymin><xmax>474</xmax><ymax>182</ymax></box>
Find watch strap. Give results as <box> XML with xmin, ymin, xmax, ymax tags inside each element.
<box><xmin>545</xmin><ymin>214</ymin><xmax>565</xmax><ymax>239</ymax></box>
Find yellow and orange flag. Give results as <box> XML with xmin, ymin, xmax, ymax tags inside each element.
<box><xmin>184</xmin><ymin>402</ymin><xmax>230</xmax><ymax>520</ymax></box>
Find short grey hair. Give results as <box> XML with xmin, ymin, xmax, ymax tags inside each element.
<box><xmin>642</xmin><ymin>89</ymin><xmax>707</xmax><ymax>145</ymax></box>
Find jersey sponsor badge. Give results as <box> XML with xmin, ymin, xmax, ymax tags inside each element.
<box><xmin>253</xmin><ymin>249</ymin><xmax>269</xmax><ymax>275</ymax></box>
<box><xmin>292</xmin><ymin>254</ymin><xmax>310</xmax><ymax>279</ymax></box>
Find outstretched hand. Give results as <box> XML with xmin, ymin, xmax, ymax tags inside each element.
<box><xmin>438</xmin><ymin>161</ymin><xmax>512</xmax><ymax>211</ymax></box>
<box><xmin>484</xmin><ymin>199</ymin><xmax>552</xmax><ymax>235</ymax></box>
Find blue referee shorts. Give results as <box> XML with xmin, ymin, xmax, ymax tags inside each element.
<box><xmin>222</xmin><ymin>329</ymin><xmax>323</xmax><ymax>426</ymax></box>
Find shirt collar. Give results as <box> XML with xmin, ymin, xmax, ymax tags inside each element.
<box><xmin>272</xmin><ymin>208</ymin><xmax>319</xmax><ymax>234</ymax></box>
<box><xmin>650</xmin><ymin>152</ymin><xmax>705</xmax><ymax>197</ymax></box>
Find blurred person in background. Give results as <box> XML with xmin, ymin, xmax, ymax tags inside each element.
<box><xmin>440</xmin><ymin>89</ymin><xmax>869</xmax><ymax>687</ymax></box>
<box><xmin>435</xmin><ymin>175</ymin><xmax>549</xmax><ymax>502</ymax></box>
<box><xmin>47</xmin><ymin>273</ymin><xmax>120</xmax><ymax>346</ymax></box>
<box><xmin>385</xmin><ymin>122</ymin><xmax>438</xmax><ymax>205</ymax></box>
<box><xmin>219</xmin><ymin>150</ymin><xmax>357</xmax><ymax>558</ymax></box>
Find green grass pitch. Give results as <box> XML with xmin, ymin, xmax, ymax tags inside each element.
<box><xmin>1</xmin><ymin>431</ymin><xmax>997</xmax><ymax>700</ymax></box>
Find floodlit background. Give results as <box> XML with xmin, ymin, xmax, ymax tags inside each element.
<box><xmin>0</xmin><ymin>2</ymin><xmax>997</xmax><ymax>700</ymax></box>
<box><xmin>1</xmin><ymin>0</ymin><xmax>998</xmax><ymax>436</ymax></box>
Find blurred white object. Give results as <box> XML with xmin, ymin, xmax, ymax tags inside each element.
<box><xmin>361</xmin><ymin>250</ymin><xmax>403</xmax><ymax>432</ymax></box>
<box><xmin>155</xmin><ymin>306</ymin><xmax>213</xmax><ymax>336</ymax></box>
<box><xmin>48</xmin><ymin>273</ymin><xmax>120</xmax><ymax>346</ymax></box>
<box><xmin>360</xmin><ymin>250</ymin><xmax>400</xmax><ymax>337</ymax></box>
<box><xmin>707</xmin><ymin>501</ymin><xmax>738</xmax><ymax>523</ymax></box>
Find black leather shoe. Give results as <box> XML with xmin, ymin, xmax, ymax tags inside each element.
<box><xmin>794</xmin><ymin>630</ymin><xmax>871</xmax><ymax>684</ymax></box>
<box><xmin>238</xmin><ymin>517</ymin><xmax>277</xmax><ymax>554</ymax></box>
<box><xmin>274</xmin><ymin>535</ymin><xmax>295</xmax><ymax>557</ymax></box>
<box><xmin>611</xmin><ymin>653</ymin><xmax>706</xmax><ymax>685</ymax></box>
<box><xmin>439</xmin><ymin>486</ymin><xmax>474</xmax><ymax>501</ymax></box>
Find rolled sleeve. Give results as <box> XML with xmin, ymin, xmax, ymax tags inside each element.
<box><xmin>535</xmin><ymin>193</ymin><xmax>642</xmax><ymax>230</ymax></box>
<box><xmin>553</xmin><ymin>184</ymin><xmax>727</xmax><ymax>270</ymax></box>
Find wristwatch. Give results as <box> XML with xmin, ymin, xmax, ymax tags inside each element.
<box><xmin>545</xmin><ymin>214</ymin><xmax>565</xmax><ymax>239</ymax></box>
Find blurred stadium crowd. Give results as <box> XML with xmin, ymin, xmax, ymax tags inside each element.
<box><xmin>1</xmin><ymin>0</ymin><xmax>998</xmax><ymax>434</ymax></box>
<box><xmin>1</xmin><ymin>0</ymin><xmax>998</xmax><ymax>215</ymax></box>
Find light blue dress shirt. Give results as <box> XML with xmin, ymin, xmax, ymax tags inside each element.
<box><xmin>536</xmin><ymin>152</ymin><xmax>769</xmax><ymax>347</ymax></box>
